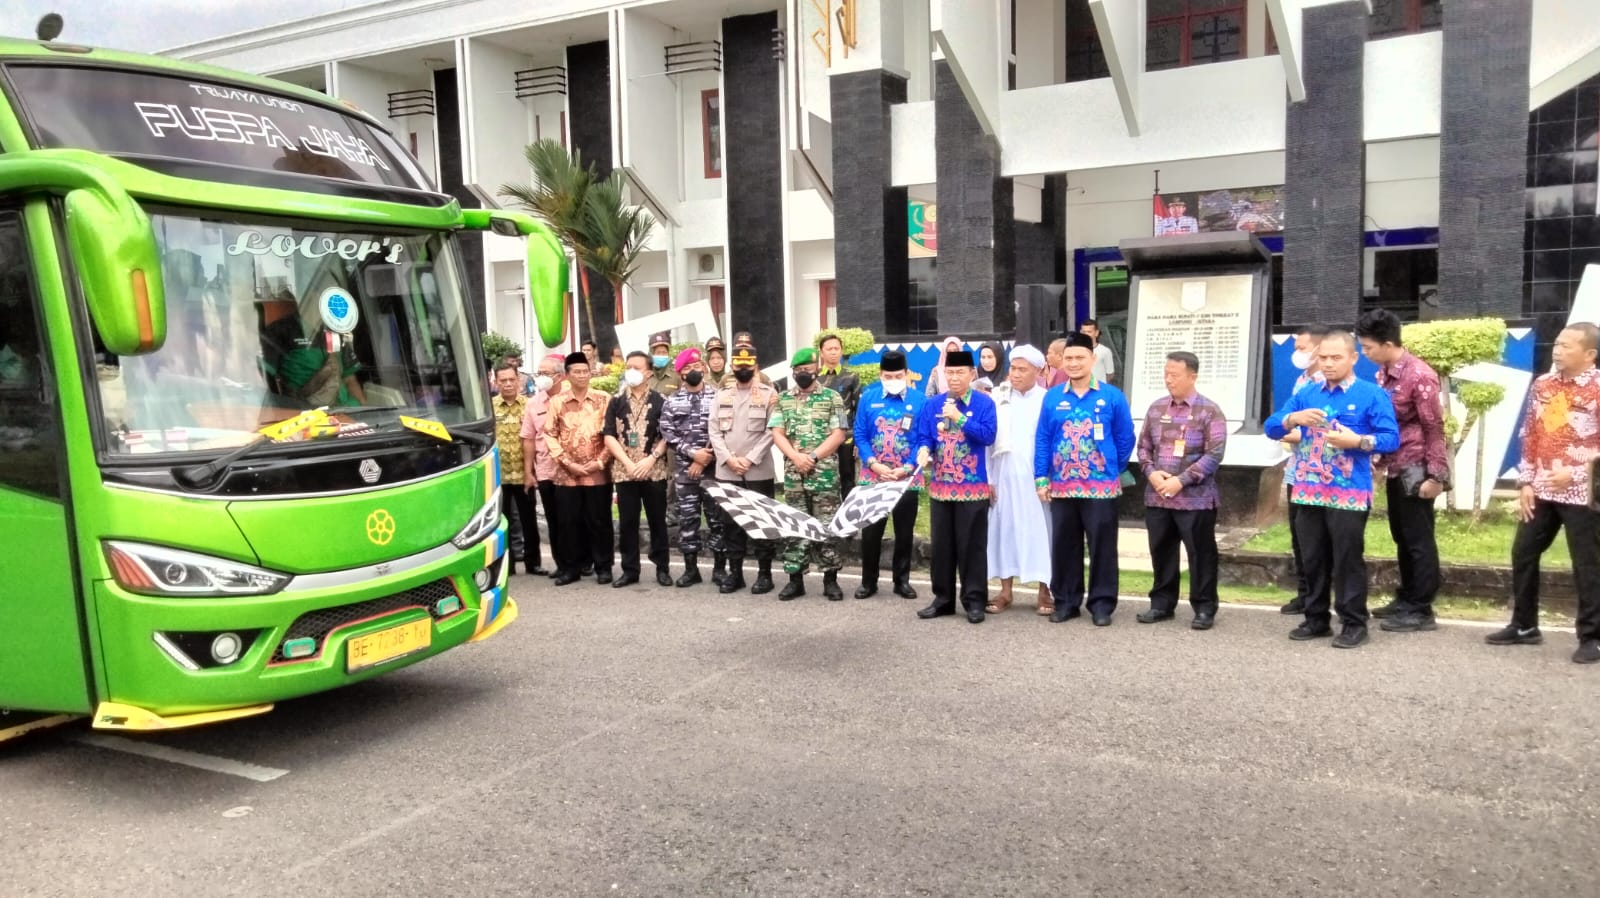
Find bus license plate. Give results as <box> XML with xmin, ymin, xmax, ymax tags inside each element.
<box><xmin>346</xmin><ymin>619</ymin><xmax>432</xmax><ymax>672</ymax></box>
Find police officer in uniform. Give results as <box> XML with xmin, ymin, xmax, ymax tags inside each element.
<box><xmin>771</xmin><ymin>347</ymin><xmax>848</xmax><ymax>601</ymax></box>
<box><xmin>659</xmin><ymin>347</ymin><xmax>718</xmax><ymax>587</ymax></box>
<box><xmin>710</xmin><ymin>346</ymin><xmax>781</xmax><ymax>594</ymax></box>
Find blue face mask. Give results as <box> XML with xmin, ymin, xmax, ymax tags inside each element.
<box><xmin>652</xmin><ymin>355</ymin><xmax>670</xmax><ymax>369</ymax></box>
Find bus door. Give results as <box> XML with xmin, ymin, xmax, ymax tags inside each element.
<box><xmin>0</xmin><ymin>205</ymin><xmax>92</xmax><ymax>715</ymax></box>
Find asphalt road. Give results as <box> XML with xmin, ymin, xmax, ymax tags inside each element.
<box><xmin>6</xmin><ymin>569</ymin><xmax>1600</xmax><ymax>897</ymax></box>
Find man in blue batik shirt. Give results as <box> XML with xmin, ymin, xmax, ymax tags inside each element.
<box><xmin>1034</xmin><ymin>331</ymin><xmax>1136</xmax><ymax>627</ymax></box>
<box><xmin>852</xmin><ymin>349</ymin><xmax>925</xmax><ymax>600</ymax></box>
<box><xmin>913</xmin><ymin>348</ymin><xmax>998</xmax><ymax>623</ymax></box>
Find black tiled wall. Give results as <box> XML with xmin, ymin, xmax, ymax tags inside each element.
<box><xmin>1524</xmin><ymin>73</ymin><xmax>1600</xmax><ymax>366</ymax></box>
<box><xmin>1281</xmin><ymin>2</ymin><xmax>1365</xmax><ymax>327</ymax></box>
<box><xmin>832</xmin><ymin>69</ymin><xmax>908</xmax><ymax>337</ymax></box>
<box><xmin>1438</xmin><ymin>0</ymin><xmax>1530</xmax><ymax>319</ymax></box>
<box><xmin>722</xmin><ymin>12</ymin><xmax>786</xmax><ymax>356</ymax></box>
<box><xmin>933</xmin><ymin>60</ymin><xmax>1015</xmax><ymax>339</ymax></box>
<box><xmin>567</xmin><ymin>40</ymin><xmax>616</xmax><ymax>350</ymax></box>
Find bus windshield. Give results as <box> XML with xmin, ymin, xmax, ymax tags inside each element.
<box><xmin>93</xmin><ymin>211</ymin><xmax>487</xmax><ymax>457</ymax></box>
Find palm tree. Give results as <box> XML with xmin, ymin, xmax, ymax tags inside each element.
<box><xmin>500</xmin><ymin>140</ymin><xmax>597</xmax><ymax>343</ymax></box>
<box><xmin>581</xmin><ymin>173</ymin><xmax>657</xmax><ymax>325</ymax></box>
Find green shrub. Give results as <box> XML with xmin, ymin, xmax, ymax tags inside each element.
<box><xmin>814</xmin><ymin>327</ymin><xmax>877</xmax><ymax>357</ymax></box>
<box><xmin>1457</xmin><ymin>380</ymin><xmax>1506</xmax><ymax>413</ymax></box>
<box><xmin>481</xmin><ymin>331</ymin><xmax>522</xmax><ymax>367</ymax></box>
<box><xmin>1402</xmin><ymin>318</ymin><xmax>1506</xmax><ymax>378</ymax></box>
<box><xmin>850</xmin><ymin>363</ymin><xmax>882</xmax><ymax>387</ymax></box>
<box><xmin>589</xmin><ymin>373</ymin><xmax>620</xmax><ymax>395</ymax></box>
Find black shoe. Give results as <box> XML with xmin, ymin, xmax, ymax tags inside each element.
<box><xmin>822</xmin><ymin>572</ymin><xmax>844</xmax><ymax>601</ymax></box>
<box><xmin>1191</xmin><ymin>612</ymin><xmax>1215</xmax><ymax>630</ymax></box>
<box><xmin>1289</xmin><ymin>623</ymin><xmax>1333</xmax><ymax>641</ymax></box>
<box><xmin>1485</xmin><ymin>624</ymin><xmax>1542</xmax><ymax>646</ymax></box>
<box><xmin>1050</xmin><ymin>606</ymin><xmax>1081</xmax><ymax>624</ymax></box>
<box><xmin>778</xmin><ymin>575</ymin><xmax>806</xmax><ymax>601</ymax></box>
<box><xmin>751</xmin><ymin>572</ymin><xmax>775</xmax><ymax>595</ymax></box>
<box><xmin>528</xmin><ymin>566</ymin><xmax>550</xmax><ymax>577</ymax></box>
<box><xmin>719</xmin><ymin>574</ymin><xmax>747</xmax><ymax>594</ymax></box>
<box><xmin>1136</xmin><ymin>609</ymin><xmax>1175</xmax><ymax>624</ymax></box>
<box><xmin>1332</xmin><ymin>625</ymin><xmax>1369</xmax><ymax>649</ymax></box>
<box><xmin>552</xmin><ymin>571</ymin><xmax>580</xmax><ymax>586</ymax></box>
<box><xmin>1380</xmin><ymin>611</ymin><xmax>1437</xmax><ymax>633</ymax></box>
<box><xmin>854</xmin><ymin>583</ymin><xmax>878</xmax><ymax>599</ymax></box>
<box><xmin>676</xmin><ymin>569</ymin><xmax>702</xmax><ymax>588</ymax></box>
<box><xmin>893</xmin><ymin>581</ymin><xmax>918</xmax><ymax>599</ymax></box>
<box><xmin>918</xmin><ymin>603</ymin><xmax>956</xmax><ymax>619</ymax></box>
<box><xmin>1280</xmin><ymin>597</ymin><xmax>1305</xmax><ymax>615</ymax></box>
<box><xmin>595</xmin><ymin>570</ymin><xmax>613</xmax><ymax>585</ymax></box>
<box><xmin>581</xmin><ymin>565</ymin><xmax>595</xmax><ymax>577</ymax></box>
<box><xmin>1573</xmin><ymin>640</ymin><xmax>1600</xmax><ymax>664</ymax></box>
<box><xmin>966</xmin><ymin>607</ymin><xmax>985</xmax><ymax>624</ymax></box>
<box><xmin>711</xmin><ymin>557</ymin><xmax>727</xmax><ymax>587</ymax></box>
<box><xmin>1092</xmin><ymin>612</ymin><xmax>1112</xmax><ymax>627</ymax></box>
<box><xmin>1370</xmin><ymin>600</ymin><xmax>1402</xmax><ymax>619</ymax></box>
<box><xmin>611</xmin><ymin>573</ymin><xmax>640</xmax><ymax>588</ymax></box>
<box><xmin>656</xmin><ymin>568</ymin><xmax>673</xmax><ymax>587</ymax></box>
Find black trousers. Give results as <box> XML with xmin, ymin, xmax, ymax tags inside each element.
<box><xmin>501</xmin><ymin>483</ymin><xmax>540</xmax><ymax>568</ymax></box>
<box><xmin>929</xmin><ymin>499</ymin><xmax>988</xmax><ymax>613</ymax></box>
<box><xmin>1293</xmin><ymin>504</ymin><xmax>1369</xmax><ymax>628</ymax></box>
<box><xmin>616</xmin><ymin>480</ymin><xmax>669</xmax><ymax>577</ymax></box>
<box><xmin>1385</xmin><ymin>477</ymin><xmax>1441</xmax><ymax>614</ymax></box>
<box><xmin>536</xmin><ymin>480</ymin><xmax>564</xmax><ymax>571</ymax></box>
<box><xmin>1287</xmin><ymin>485</ymin><xmax>1307</xmax><ymax>601</ymax></box>
<box><xmin>859</xmin><ymin>489</ymin><xmax>918</xmax><ymax>588</ymax></box>
<box><xmin>1146</xmin><ymin>506</ymin><xmax>1219</xmax><ymax>615</ymax></box>
<box><xmin>555</xmin><ymin>484</ymin><xmax>615</xmax><ymax>575</ymax></box>
<box><xmin>1512</xmin><ymin>499</ymin><xmax>1600</xmax><ymax>642</ymax></box>
<box><xmin>1049</xmin><ymin>497</ymin><xmax>1120</xmax><ymax>616</ymax></box>
<box><xmin>838</xmin><ymin>452</ymin><xmax>857</xmax><ymax>500</ymax></box>
<box><xmin>718</xmin><ymin>477</ymin><xmax>777</xmax><ymax>564</ymax></box>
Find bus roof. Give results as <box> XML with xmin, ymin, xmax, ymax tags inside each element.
<box><xmin>0</xmin><ymin>37</ymin><xmax>381</xmax><ymax>129</ymax></box>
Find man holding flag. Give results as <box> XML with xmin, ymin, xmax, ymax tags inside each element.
<box><xmin>914</xmin><ymin>347</ymin><xmax>999</xmax><ymax>623</ymax></box>
<box><xmin>852</xmin><ymin>349</ymin><xmax>924</xmax><ymax>599</ymax></box>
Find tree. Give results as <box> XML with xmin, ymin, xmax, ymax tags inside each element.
<box><xmin>580</xmin><ymin>174</ymin><xmax>655</xmax><ymax>326</ymax></box>
<box><xmin>1402</xmin><ymin>317</ymin><xmax>1508</xmax><ymax>520</ymax></box>
<box><xmin>500</xmin><ymin>140</ymin><xmax>596</xmax><ymax>345</ymax></box>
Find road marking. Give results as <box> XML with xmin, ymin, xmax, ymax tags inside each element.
<box><xmin>72</xmin><ymin>733</ymin><xmax>289</xmax><ymax>782</ymax></box>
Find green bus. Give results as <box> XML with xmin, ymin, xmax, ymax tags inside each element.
<box><xmin>0</xmin><ymin>37</ymin><xmax>568</xmax><ymax>741</ymax></box>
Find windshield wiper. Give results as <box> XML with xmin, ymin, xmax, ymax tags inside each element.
<box><xmin>171</xmin><ymin>434</ymin><xmax>289</xmax><ymax>492</ymax></box>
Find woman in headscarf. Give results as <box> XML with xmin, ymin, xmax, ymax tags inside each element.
<box><xmin>977</xmin><ymin>341</ymin><xmax>1006</xmax><ymax>386</ymax></box>
<box><xmin>925</xmin><ymin>335</ymin><xmax>965</xmax><ymax>397</ymax></box>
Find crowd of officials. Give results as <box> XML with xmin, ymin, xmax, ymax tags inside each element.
<box><xmin>488</xmin><ymin>311</ymin><xmax>1600</xmax><ymax>664</ymax></box>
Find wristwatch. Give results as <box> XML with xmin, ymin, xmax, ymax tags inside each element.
<box><xmin>807</xmin><ymin>451</ymin><xmax>818</xmax><ymax>463</ymax></box>
<box><xmin>1359</xmin><ymin>435</ymin><xmax>1375</xmax><ymax>452</ymax></box>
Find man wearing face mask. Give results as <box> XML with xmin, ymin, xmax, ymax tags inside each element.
<box><xmin>521</xmin><ymin>353</ymin><xmax>568</xmax><ymax>578</ymax></box>
<box><xmin>1279</xmin><ymin>324</ymin><xmax>1330</xmax><ymax>616</ymax></box>
<box><xmin>771</xmin><ymin>347</ymin><xmax>848</xmax><ymax>600</ymax></box>
<box><xmin>711</xmin><ymin>346</ymin><xmax>782</xmax><ymax>593</ymax></box>
<box><xmin>852</xmin><ymin>349</ymin><xmax>924</xmax><ymax>599</ymax></box>
<box><xmin>660</xmin><ymin>347</ymin><xmax>721</xmax><ymax>587</ymax></box>
<box><xmin>648</xmin><ymin>332</ymin><xmax>681</xmax><ymax>397</ymax></box>
<box><xmin>604</xmin><ymin>351</ymin><xmax>673</xmax><ymax>588</ymax></box>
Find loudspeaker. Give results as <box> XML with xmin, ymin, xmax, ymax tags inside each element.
<box><xmin>1015</xmin><ymin>284</ymin><xmax>1067</xmax><ymax>348</ymax></box>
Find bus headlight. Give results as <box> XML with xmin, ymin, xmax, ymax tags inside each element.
<box><xmin>105</xmin><ymin>541</ymin><xmax>289</xmax><ymax>597</ymax></box>
<box><xmin>450</xmin><ymin>488</ymin><xmax>502</xmax><ymax>550</ymax></box>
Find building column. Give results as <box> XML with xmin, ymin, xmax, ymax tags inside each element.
<box><xmin>933</xmin><ymin>60</ymin><xmax>1014</xmax><ymax>339</ymax></box>
<box><xmin>1438</xmin><ymin>0</ymin><xmax>1532</xmax><ymax>319</ymax></box>
<box><xmin>432</xmin><ymin>66</ymin><xmax>487</xmax><ymax>330</ymax></box>
<box><xmin>566</xmin><ymin>39</ymin><xmax>616</xmax><ymax>350</ymax></box>
<box><xmin>722</xmin><ymin>11</ymin><xmax>787</xmax><ymax>356</ymax></box>
<box><xmin>832</xmin><ymin>69</ymin><xmax>908</xmax><ymax>336</ymax></box>
<box><xmin>1281</xmin><ymin>1</ymin><xmax>1365</xmax><ymax>328</ymax></box>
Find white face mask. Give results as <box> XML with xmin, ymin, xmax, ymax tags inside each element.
<box><xmin>533</xmin><ymin>375</ymin><xmax>554</xmax><ymax>393</ymax></box>
<box><xmin>882</xmin><ymin>377</ymin><xmax>906</xmax><ymax>395</ymax></box>
<box><xmin>1291</xmin><ymin>348</ymin><xmax>1313</xmax><ymax>370</ymax></box>
<box><xmin>623</xmin><ymin>369</ymin><xmax>646</xmax><ymax>387</ymax></box>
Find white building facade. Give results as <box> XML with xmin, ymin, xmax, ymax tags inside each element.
<box><xmin>166</xmin><ymin>0</ymin><xmax>1600</xmax><ymax>369</ymax></box>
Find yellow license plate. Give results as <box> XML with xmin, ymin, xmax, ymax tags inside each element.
<box><xmin>346</xmin><ymin>619</ymin><xmax>432</xmax><ymax>672</ymax></box>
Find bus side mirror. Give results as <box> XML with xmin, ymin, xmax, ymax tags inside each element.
<box><xmin>65</xmin><ymin>186</ymin><xmax>166</xmax><ymax>356</ymax></box>
<box><xmin>0</xmin><ymin>154</ymin><xmax>166</xmax><ymax>356</ymax></box>
<box><xmin>461</xmin><ymin>210</ymin><xmax>568</xmax><ymax>346</ymax></box>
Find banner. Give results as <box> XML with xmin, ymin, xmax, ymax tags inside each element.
<box><xmin>1154</xmin><ymin>185</ymin><xmax>1284</xmax><ymax>237</ymax></box>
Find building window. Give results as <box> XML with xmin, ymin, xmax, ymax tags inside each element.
<box><xmin>1368</xmin><ymin>0</ymin><xmax>1442</xmax><ymax>39</ymax></box>
<box><xmin>709</xmin><ymin>284</ymin><xmax>726</xmax><ymax>328</ymax></box>
<box><xmin>701</xmin><ymin>89</ymin><xmax>721</xmax><ymax>180</ymax></box>
<box><xmin>818</xmin><ymin>279</ymin><xmax>836</xmax><ymax>330</ymax></box>
<box><xmin>1064</xmin><ymin>0</ymin><xmax>1111</xmax><ymax>83</ymax></box>
<box><xmin>658</xmin><ymin>287</ymin><xmax>671</xmax><ymax>313</ymax></box>
<box><xmin>1147</xmin><ymin>0</ymin><xmax>1245</xmax><ymax>71</ymax></box>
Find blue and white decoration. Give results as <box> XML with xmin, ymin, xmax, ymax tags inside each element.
<box><xmin>319</xmin><ymin>286</ymin><xmax>360</xmax><ymax>335</ymax></box>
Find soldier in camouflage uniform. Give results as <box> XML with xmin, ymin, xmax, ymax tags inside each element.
<box><xmin>769</xmin><ymin>347</ymin><xmax>848</xmax><ymax>601</ymax></box>
<box><xmin>658</xmin><ymin>347</ymin><xmax>720</xmax><ymax>587</ymax></box>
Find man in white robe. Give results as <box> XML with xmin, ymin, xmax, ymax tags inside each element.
<box><xmin>985</xmin><ymin>344</ymin><xmax>1054</xmax><ymax>614</ymax></box>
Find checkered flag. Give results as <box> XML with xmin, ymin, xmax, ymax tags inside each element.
<box><xmin>827</xmin><ymin>471</ymin><xmax>920</xmax><ymax>537</ymax></box>
<box><xmin>704</xmin><ymin>480</ymin><xmax>830</xmax><ymax>542</ymax></box>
